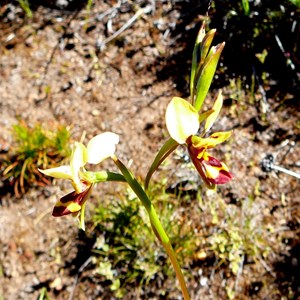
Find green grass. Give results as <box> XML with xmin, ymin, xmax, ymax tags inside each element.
<box><xmin>88</xmin><ymin>173</ymin><xmax>276</xmax><ymax>298</ymax></box>
<box><xmin>18</xmin><ymin>0</ymin><xmax>32</xmax><ymax>18</ymax></box>
<box><xmin>1</xmin><ymin>120</ymin><xmax>71</xmax><ymax>196</ymax></box>
<box><xmin>90</xmin><ymin>182</ymin><xmax>199</xmax><ymax>297</ymax></box>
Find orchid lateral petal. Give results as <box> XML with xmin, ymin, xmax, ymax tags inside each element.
<box><xmin>192</xmin><ymin>131</ymin><xmax>232</xmax><ymax>149</ymax></box>
<box><xmin>194</xmin><ymin>42</ymin><xmax>225</xmax><ymax>112</ymax></box>
<box><xmin>204</xmin><ymin>91</ymin><xmax>223</xmax><ymax>134</ymax></box>
<box><xmin>87</xmin><ymin>132</ymin><xmax>119</xmax><ymax>164</ymax></box>
<box><xmin>145</xmin><ymin>138</ymin><xmax>178</xmax><ymax>191</ymax></box>
<box><xmin>166</xmin><ymin>97</ymin><xmax>199</xmax><ymax>144</ymax></box>
<box><xmin>206</xmin><ymin>131</ymin><xmax>232</xmax><ymax>146</ymax></box>
<box><xmin>38</xmin><ymin>166</ymin><xmax>72</xmax><ymax>180</ymax></box>
<box><xmin>72</xmin><ymin>142</ymin><xmax>88</xmax><ymax>168</ymax></box>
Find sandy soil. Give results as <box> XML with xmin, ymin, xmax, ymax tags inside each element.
<box><xmin>0</xmin><ymin>1</ymin><xmax>299</xmax><ymax>299</ymax></box>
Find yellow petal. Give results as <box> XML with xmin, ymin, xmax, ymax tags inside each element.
<box><xmin>38</xmin><ymin>166</ymin><xmax>72</xmax><ymax>179</ymax></box>
<box><xmin>192</xmin><ymin>131</ymin><xmax>232</xmax><ymax>149</ymax></box>
<box><xmin>204</xmin><ymin>90</ymin><xmax>223</xmax><ymax>134</ymax></box>
<box><xmin>87</xmin><ymin>132</ymin><xmax>119</xmax><ymax>164</ymax></box>
<box><xmin>209</xmin><ymin>131</ymin><xmax>232</xmax><ymax>143</ymax></box>
<box><xmin>200</xmin><ymin>131</ymin><xmax>232</xmax><ymax>149</ymax></box>
<box><xmin>165</xmin><ymin>97</ymin><xmax>199</xmax><ymax>144</ymax></box>
<box><xmin>71</xmin><ymin>142</ymin><xmax>88</xmax><ymax>192</ymax></box>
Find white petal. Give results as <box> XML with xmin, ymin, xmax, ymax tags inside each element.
<box><xmin>165</xmin><ymin>97</ymin><xmax>199</xmax><ymax>144</ymax></box>
<box><xmin>71</xmin><ymin>142</ymin><xmax>88</xmax><ymax>170</ymax></box>
<box><xmin>38</xmin><ymin>166</ymin><xmax>72</xmax><ymax>179</ymax></box>
<box><xmin>87</xmin><ymin>132</ymin><xmax>119</xmax><ymax>164</ymax></box>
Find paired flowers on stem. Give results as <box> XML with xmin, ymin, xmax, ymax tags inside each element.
<box><xmin>39</xmin><ymin>21</ymin><xmax>233</xmax><ymax>300</ymax></box>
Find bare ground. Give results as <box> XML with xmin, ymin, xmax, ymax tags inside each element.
<box><xmin>0</xmin><ymin>1</ymin><xmax>300</xmax><ymax>299</ymax></box>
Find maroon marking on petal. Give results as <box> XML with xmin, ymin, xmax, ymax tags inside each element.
<box><xmin>188</xmin><ymin>143</ymin><xmax>206</xmax><ymax>159</ymax></box>
<box><xmin>61</xmin><ymin>185</ymin><xmax>91</xmax><ymax>205</ymax></box>
<box><xmin>206</xmin><ymin>156</ymin><xmax>223</xmax><ymax>168</ymax></box>
<box><xmin>186</xmin><ymin>136</ymin><xmax>193</xmax><ymax>145</ymax></box>
<box><xmin>188</xmin><ymin>147</ymin><xmax>215</xmax><ymax>189</ymax></box>
<box><xmin>196</xmin><ymin>148</ymin><xmax>206</xmax><ymax>159</ymax></box>
<box><xmin>52</xmin><ymin>205</ymin><xmax>72</xmax><ymax>217</ymax></box>
<box><xmin>52</xmin><ymin>185</ymin><xmax>92</xmax><ymax>217</ymax></box>
<box><xmin>209</xmin><ymin>170</ymin><xmax>234</xmax><ymax>184</ymax></box>
<box><xmin>60</xmin><ymin>190</ymin><xmax>78</xmax><ymax>204</ymax></box>
<box><xmin>200</xmin><ymin>155</ymin><xmax>222</xmax><ymax>168</ymax></box>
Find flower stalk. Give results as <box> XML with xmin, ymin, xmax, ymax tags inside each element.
<box><xmin>112</xmin><ymin>155</ymin><xmax>190</xmax><ymax>300</ymax></box>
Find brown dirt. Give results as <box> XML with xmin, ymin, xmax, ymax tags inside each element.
<box><xmin>0</xmin><ymin>1</ymin><xmax>300</xmax><ymax>300</ymax></box>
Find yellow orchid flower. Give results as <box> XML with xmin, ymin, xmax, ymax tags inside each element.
<box><xmin>165</xmin><ymin>94</ymin><xmax>233</xmax><ymax>189</ymax></box>
<box><xmin>39</xmin><ymin>132</ymin><xmax>119</xmax><ymax>219</ymax></box>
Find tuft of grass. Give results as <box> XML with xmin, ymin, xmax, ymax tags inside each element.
<box><xmin>207</xmin><ymin>191</ymin><xmax>273</xmax><ymax>280</ymax></box>
<box><xmin>18</xmin><ymin>0</ymin><xmax>33</xmax><ymax>18</ymax></box>
<box><xmin>38</xmin><ymin>287</ymin><xmax>51</xmax><ymax>300</ymax></box>
<box><xmin>1</xmin><ymin>120</ymin><xmax>71</xmax><ymax>196</ymax></box>
<box><xmin>90</xmin><ymin>181</ymin><xmax>199</xmax><ymax>297</ymax></box>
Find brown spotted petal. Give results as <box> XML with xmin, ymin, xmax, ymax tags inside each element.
<box><xmin>52</xmin><ymin>184</ymin><xmax>92</xmax><ymax>217</ymax></box>
<box><xmin>188</xmin><ymin>143</ymin><xmax>233</xmax><ymax>188</ymax></box>
<box><xmin>199</xmin><ymin>152</ymin><xmax>233</xmax><ymax>185</ymax></box>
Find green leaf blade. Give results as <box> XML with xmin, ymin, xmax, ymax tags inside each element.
<box><xmin>145</xmin><ymin>138</ymin><xmax>178</xmax><ymax>191</ymax></box>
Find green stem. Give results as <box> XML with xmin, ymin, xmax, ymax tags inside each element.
<box><xmin>145</xmin><ymin>138</ymin><xmax>178</xmax><ymax>191</ymax></box>
<box><xmin>81</xmin><ymin>171</ymin><xmax>126</xmax><ymax>183</ymax></box>
<box><xmin>112</xmin><ymin>155</ymin><xmax>190</xmax><ymax>300</ymax></box>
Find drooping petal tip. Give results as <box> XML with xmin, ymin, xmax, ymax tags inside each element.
<box><xmin>200</xmin><ymin>154</ymin><xmax>234</xmax><ymax>185</ymax></box>
<box><xmin>38</xmin><ymin>166</ymin><xmax>73</xmax><ymax>180</ymax></box>
<box><xmin>192</xmin><ymin>131</ymin><xmax>232</xmax><ymax>150</ymax></box>
<box><xmin>188</xmin><ymin>145</ymin><xmax>233</xmax><ymax>188</ymax></box>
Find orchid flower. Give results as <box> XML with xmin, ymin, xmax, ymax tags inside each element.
<box><xmin>39</xmin><ymin>132</ymin><xmax>119</xmax><ymax>224</ymax></box>
<box><xmin>165</xmin><ymin>93</ymin><xmax>233</xmax><ymax>189</ymax></box>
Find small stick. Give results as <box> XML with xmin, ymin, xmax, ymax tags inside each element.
<box><xmin>261</xmin><ymin>154</ymin><xmax>300</xmax><ymax>179</ymax></box>
<box><xmin>97</xmin><ymin>5</ymin><xmax>152</xmax><ymax>50</ymax></box>
<box><xmin>271</xmin><ymin>164</ymin><xmax>300</xmax><ymax>179</ymax></box>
